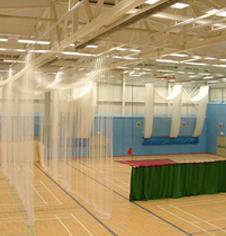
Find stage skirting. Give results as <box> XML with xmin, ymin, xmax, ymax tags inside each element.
<box><xmin>129</xmin><ymin>160</ymin><xmax>226</xmax><ymax>201</ymax></box>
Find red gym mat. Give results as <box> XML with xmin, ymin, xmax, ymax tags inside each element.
<box><xmin>115</xmin><ymin>159</ymin><xmax>176</xmax><ymax>167</ymax></box>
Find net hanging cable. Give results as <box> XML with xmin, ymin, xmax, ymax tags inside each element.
<box><xmin>36</xmin><ymin>55</ymin><xmax>114</xmax><ymax>218</ymax></box>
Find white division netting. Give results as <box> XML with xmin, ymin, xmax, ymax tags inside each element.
<box><xmin>144</xmin><ymin>83</ymin><xmax>209</xmax><ymax>139</ymax></box>
<box><xmin>36</xmin><ymin>56</ymin><xmax>113</xmax><ymax>218</ymax></box>
<box><xmin>1</xmin><ymin>54</ymin><xmax>35</xmax><ymax>225</ymax></box>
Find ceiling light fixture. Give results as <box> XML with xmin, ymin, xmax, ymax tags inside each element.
<box><xmin>145</xmin><ymin>0</ymin><xmax>160</xmax><ymax>4</ymax></box>
<box><xmin>18</xmin><ymin>39</ymin><xmax>50</xmax><ymax>45</ymax></box>
<box><xmin>0</xmin><ymin>38</ymin><xmax>8</xmax><ymax>42</ymax></box>
<box><xmin>216</xmin><ymin>11</ymin><xmax>226</xmax><ymax>17</ymax></box>
<box><xmin>170</xmin><ymin>53</ymin><xmax>188</xmax><ymax>57</ymax></box>
<box><xmin>116</xmin><ymin>48</ymin><xmax>127</xmax><ymax>51</ymax></box>
<box><xmin>203</xmin><ymin>76</ymin><xmax>214</xmax><ymax>79</ymax></box>
<box><xmin>130</xmin><ymin>49</ymin><xmax>141</xmax><ymax>52</ymax></box>
<box><xmin>170</xmin><ymin>3</ymin><xmax>189</xmax><ymax>9</ymax></box>
<box><xmin>213</xmin><ymin>64</ymin><xmax>226</xmax><ymax>67</ymax></box>
<box><xmin>156</xmin><ymin>59</ymin><xmax>179</xmax><ymax>64</ymax></box>
<box><xmin>185</xmin><ymin>62</ymin><xmax>208</xmax><ymax>66</ymax></box>
<box><xmin>206</xmin><ymin>9</ymin><xmax>218</xmax><ymax>14</ymax></box>
<box><xmin>3</xmin><ymin>59</ymin><xmax>25</xmax><ymax>63</ymax></box>
<box><xmin>86</xmin><ymin>45</ymin><xmax>99</xmax><ymax>48</ymax></box>
<box><xmin>204</xmin><ymin>57</ymin><xmax>216</xmax><ymax>60</ymax></box>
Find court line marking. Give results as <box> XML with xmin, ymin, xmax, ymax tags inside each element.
<box><xmin>158</xmin><ymin>197</ymin><xmax>226</xmax><ymax>208</ymax></box>
<box><xmin>104</xmin><ymin>178</ymin><xmax>129</xmax><ymax>193</ymax></box>
<box><xmin>113</xmin><ymin>177</ymin><xmax>130</xmax><ymax>186</ymax></box>
<box><xmin>33</xmin><ymin>187</ymin><xmax>48</xmax><ymax>205</ymax></box>
<box><xmin>39</xmin><ymin>180</ymin><xmax>62</xmax><ymax>205</ymax></box>
<box><xmin>70</xmin><ymin>161</ymin><xmax>129</xmax><ymax>192</ymax></box>
<box><xmin>171</xmin><ymin>204</ymin><xmax>226</xmax><ymax>235</ymax></box>
<box><xmin>4</xmin><ymin>178</ymin><xmax>35</xmax><ymax>236</ymax></box>
<box><xmin>71</xmin><ymin>213</ymin><xmax>94</xmax><ymax>236</ymax></box>
<box><xmin>192</xmin><ymin>227</ymin><xmax>226</xmax><ymax>235</ymax></box>
<box><xmin>35</xmin><ymin>164</ymin><xmax>119</xmax><ymax>236</ymax></box>
<box><xmin>0</xmin><ymin>213</ymin><xmax>84</xmax><ymax>223</ymax></box>
<box><xmin>55</xmin><ymin>215</ymin><xmax>74</xmax><ymax>236</ymax></box>
<box><xmin>158</xmin><ymin>206</ymin><xmax>215</xmax><ymax>236</ymax></box>
<box><xmin>193</xmin><ymin>216</ymin><xmax>226</xmax><ymax>224</ymax></box>
<box><xmin>65</xmin><ymin>162</ymin><xmax>191</xmax><ymax>236</ymax></box>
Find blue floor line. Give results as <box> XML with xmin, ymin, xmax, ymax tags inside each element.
<box><xmin>34</xmin><ymin>164</ymin><xmax>118</xmax><ymax>236</ymax></box>
<box><xmin>66</xmin><ymin>162</ymin><xmax>191</xmax><ymax>236</ymax></box>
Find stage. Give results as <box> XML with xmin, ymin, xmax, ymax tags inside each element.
<box><xmin>116</xmin><ymin>155</ymin><xmax>226</xmax><ymax>201</ymax></box>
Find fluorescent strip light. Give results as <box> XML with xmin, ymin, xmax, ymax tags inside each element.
<box><xmin>123</xmin><ymin>56</ymin><xmax>136</xmax><ymax>60</ymax></box>
<box><xmin>130</xmin><ymin>74</ymin><xmax>140</xmax><ymax>77</ymax></box>
<box><xmin>157</xmin><ymin>69</ymin><xmax>173</xmax><ymax>72</ymax></box>
<box><xmin>130</xmin><ymin>49</ymin><xmax>141</xmax><ymax>52</ymax></box>
<box><xmin>113</xmin><ymin>56</ymin><xmax>123</xmax><ymax>59</ymax></box>
<box><xmin>208</xmin><ymin>80</ymin><xmax>219</xmax><ymax>83</ymax></box>
<box><xmin>220</xmin><ymin>59</ymin><xmax>226</xmax><ymax>62</ymax></box>
<box><xmin>189</xmin><ymin>75</ymin><xmax>198</xmax><ymax>78</ymax></box>
<box><xmin>170</xmin><ymin>53</ymin><xmax>188</xmax><ymax>57</ymax></box>
<box><xmin>62</xmin><ymin>51</ymin><xmax>95</xmax><ymax>57</ymax></box>
<box><xmin>86</xmin><ymin>45</ymin><xmax>98</xmax><ymax>48</ymax></box>
<box><xmin>206</xmin><ymin>9</ymin><xmax>218</xmax><ymax>14</ymax></box>
<box><xmin>204</xmin><ymin>57</ymin><xmax>216</xmax><ymax>60</ymax></box>
<box><xmin>170</xmin><ymin>3</ymin><xmax>189</xmax><ymax>9</ymax></box>
<box><xmin>18</xmin><ymin>39</ymin><xmax>50</xmax><ymax>45</ymax></box>
<box><xmin>222</xmin><ymin>78</ymin><xmax>226</xmax><ymax>82</ymax></box>
<box><xmin>213</xmin><ymin>64</ymin><xmax>226</xmax><ymax>67</ymax></box>
<box><xmin>145</xmin><ymin>0</ymin><xmax>160</xmax><ymax>4</ymax></box>
<box><xmin>203</xmin><ymin>76</ymin><xmax>214</xmax><ymax>79</ymax></box>
<box><xmin>116</xmin><ymin>48</ymin><xmax>127</xmax><ymax>51</ymax></box>
<box><xmin>185</xmin><ymin>62</ymin><xmax>208</xmax><ymax>66</ymax></box>
<box><xmin>70</xmin><ymin>43</ymin><xmax>75</xmax><ymax>47</ymax></box>
<box><xmin>3</xmin><ymin>59</ymin><xmax>25</xmax><ymax>64</ymax></box>
<box><xmin>156</xmin><ymin>59</ymin><xmax>179</xmax><ymax>64</ymax></box>
<box><xmin>216</xmin><ymin>11</ymin><xmax>226</xmax><ymax>17</ymax></box>
<box><xmin>0</xmin><ymin>48</ymin><xmax>26</xmax><ymax>52</ymax></box>
<box><xmin>117</xmin><ymin>66</ymin><xmax>128</xmax><ymax>69</ymax></box>
<box><xmin>0</xmin><ymin>38</ymin><xmax>8</xmax><ymax>42</ymax></box>
<box><xmin>143</xmin><ymin>68</ymin><xmax>152</xmax><ymax>71</ymax></box>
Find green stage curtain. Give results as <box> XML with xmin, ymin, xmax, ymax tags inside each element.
<box><xmin>129</xmin><ymin>161</ymin><xmax>226</xmax><ymax>201</ymax></box>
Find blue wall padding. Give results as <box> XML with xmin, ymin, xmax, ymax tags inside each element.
<box><xmin>206</xmin><ymin>103</ymin><xmax>226</xmax><ymax>154</ymax></box>
<box><xmin>34</xmin><ymin>114</ymin><xmax>207</xmax><ymax>156</ymax></box>
<box><xmin>113</xmin><ymin>116</ymin><xmax>206</xmax><ymax>156</ymax></box>
<box><xmin>142</xmin><ymin>136</ymin><xmax>199</xmax><ymax>145</ymax></box>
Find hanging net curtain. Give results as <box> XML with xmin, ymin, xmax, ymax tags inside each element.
<box><xmin>36</xmin><ymin>55</ymin><xmax>113</xmax><ymax>218</ymax></box>
<box><xmin>1</xmin><ymin>54</ymin><xmax>35</xmax><ymax>225</ymax></box>
<box><xmin>144</xmin><ymin>84</ymin><xmax>209</xmax><ymax>139</ymax></box>
<box><xmin>189</xmin><ymin>86</ymin><xmax>209</xmax><ymax>137</ymax></box>
<box><xmin>144</xmin><ymin>84</ymin><xmax>182</xmax><ymax>138</ymax></box>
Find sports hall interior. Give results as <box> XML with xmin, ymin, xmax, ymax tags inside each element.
<box><xmin>0</xmin><ymin>0</ymin><xmax>226</xmax><ymax>236</ymax></box>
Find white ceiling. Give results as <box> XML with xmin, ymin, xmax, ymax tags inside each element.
<box><xmin>0</xmin><ymin>0</ymin><xmax>226</xmax><ymax>84</ymax></box>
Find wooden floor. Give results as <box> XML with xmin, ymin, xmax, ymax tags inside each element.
<box><xmin>1</xmin><ymin>153</ymin><xmax>226</xmax><ymax>236</ymax></box>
